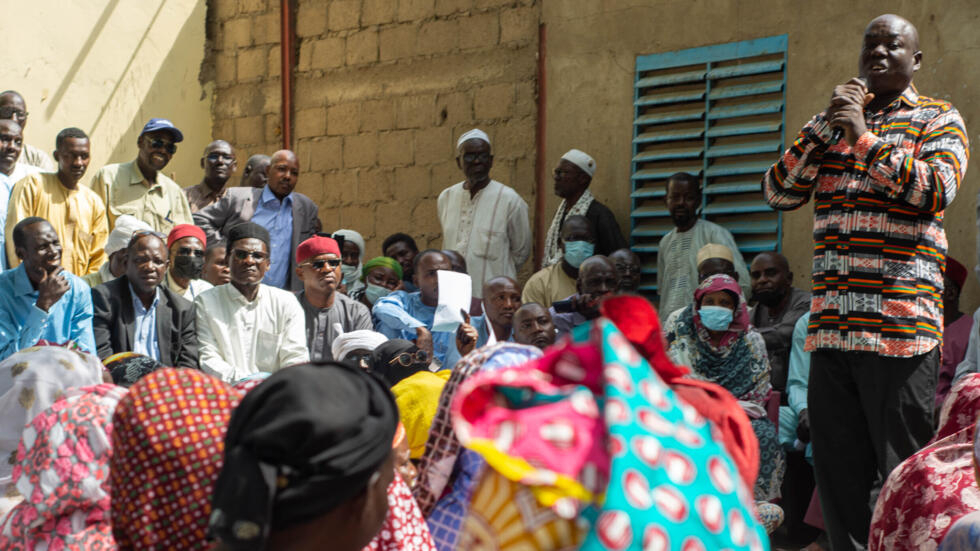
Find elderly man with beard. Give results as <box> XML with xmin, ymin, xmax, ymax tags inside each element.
<box><xmin>763</xmin><ymin>15</ymin><xmax>969</xmax><ymax>548</ymax></box>
<box><xmin>550</xmin><ymin>255</ymin><xmax>620</xmax><ymax>337</ymax></box>
<box><xmin>749</xmin><ymin>252</ymin><xmax>810</xmax><ymax>395</ymax></box>
<box><xmin>91</xmin><ymin>231</ymin><xmax>198</xmax><ymax>368</ymax></box>
<box><xmin>194</xmin><ymin>222</ymin><xmax>309</xmax><ymax>382</ymax></box>
<box><xmin>0</xmin><ymin>217</ymin><xmax>95</xmax><ymax>359</ymax></box>
<box><xmin>294</xmin><ymin>235</ymin><xmax>372</xmax><ymax>362</ymax></box>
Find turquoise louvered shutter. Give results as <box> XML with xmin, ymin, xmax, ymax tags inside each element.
<box><xmin>630</xmin><ymin>35</ymin><xmax>788</xmax><ymax>295</ymax></box>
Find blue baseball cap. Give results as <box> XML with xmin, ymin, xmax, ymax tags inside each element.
<box><xmin>139</xmin><ymin>118</ymin><xmax>184</xmax><ymax>143</ymax></box>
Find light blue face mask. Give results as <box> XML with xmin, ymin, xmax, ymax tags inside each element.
<box><xmin>563</xmin><ymin>241</ymin><xmax>595</xmax><ymax>269</ymax></box>
<box><xmin>698</xmin><ymin>305</ymin><xmax>734</xmax><ymax>331</ymax></box>
<box><xmin>341</xmin><ymin>263</ymin><xmax>360</xmax><ymax>287</ymax></box>
<box><xmin>364</xmin><ymin>283</ymin><xmax>391</xmax><ymax>305</ymax></box>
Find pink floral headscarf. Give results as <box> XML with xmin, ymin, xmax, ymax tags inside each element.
<box><xmin>0</xmin><ymin>384</ymin><xmax>127</xmax><ymax>550</ymax></box>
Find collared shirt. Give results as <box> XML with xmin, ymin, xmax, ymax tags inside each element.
<box><xmin>297</xmin><ymin>290</ymin><xmax>373</xmax><ymax>362</ymax></box>
<box><xmin>0</xmin><ymin>264</ymin><xmax>96</xmax><ymax>360</ymax></box>
<box><xmin>656</xmin><ymin>219</ymin><xmax>751</xmax><ymax>319</ymax></box>
<box><xmin>764</xmin><ymin>85</ymin><xmax>969</xmax><ymax>357</ymax></box>
<box><xmin>786</xmin><ymin>313</ymin><xmax>811</xmax><ymax>417</ymax></box>
<box><xmin>437</xmin><ymin>180</ymin><xmax>531</xmax><ymax>298</ymax></box>
<box><xmin>129</xmin><ymin>283</ymin><xmax>160</xmax><ymax>361</ymax></box>
<box><xmin>183</xmin><ymin>181</ymin><xmax>229</xmax><ymax>213</ymax></box>
<box><xmin>5</xmin><ymin>172</ymin><xmax>108</xmax><ymax>276</ymax></box>
<box><xmin>194</xmin><ymin>283</ymin><xmax>309</xmax><ymax>382</ymax></box>
<box><xmin>19</xmin><ymin>143</ymin><xmax>56</xmax><ymax>172</ymax></box>
<box><xmin>164</xmin><ymin>271</ymin><xmax>213</xmax><ymax>301</ymax></box>
<box><xmin>373</xmin><ymin>290</ymin><xmax>462</xmax><ymax>369</ymax></box>
<box><xmin>749</xmin><ymin>287</ymin><xmax>812</xmax><ymax>393</ymax></box>
<box><xmin>250</xmin><ymin>186</ymin><xmax>293</xmax><ymax>289</ymax></box>
<box><xmin>87</xmin><ymin>159</ymin><xmax>193</xmax><ymax>234</ymax></box>
<box><xmin>0</xmin><ymin>163</ymin><xmax>40</xmax><ymax>271</ymax></box>
<box><xmin>521</xmin><ymin>262</ymin><xmax>578</xmax><ymax>308</ymax></box>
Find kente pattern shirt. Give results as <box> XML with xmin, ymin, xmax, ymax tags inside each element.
<box><xmin>764</xmin><ymin>85</ymin><xmax>969</xmax><ymax>357</ymax></box>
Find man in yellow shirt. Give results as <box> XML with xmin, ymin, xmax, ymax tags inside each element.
<box><xmin>5</xmin><ymin>127</ymin><xmax>107</xmax><ymax>276</ymax></box>
<box><xmin>88</xmin><ymin>118</ymin><xmax>193</xmax><ymax>234</ymax></box>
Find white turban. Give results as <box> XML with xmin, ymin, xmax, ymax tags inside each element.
<box><xmin>456</xmin><ymin>128</ymin><xmax>491</xmax><ymax>151</ymax></box>
<box><xmin>105</xmin><ymin>215</ymin><xmax>153</xmax><ymax>256</ymax></box>
<box><xmin>561</xmin><ymin>149</ymin><xmax>596</xmax><ymax>178</ymax></box>
<box><xmin>332</xmin><ymin>229</ymin><xmax>364</xmax><ymax>256</ymax></box>
<box><xmin>331</xmin><ymin>325</ymin><xmax>389</xmax><ymax>362</ymax></box>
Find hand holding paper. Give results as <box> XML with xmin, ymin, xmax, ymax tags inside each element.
<box><xmin>431</xmin><ymin>270</ymin><xmax>472</xmax><ymax>332</ymax></box>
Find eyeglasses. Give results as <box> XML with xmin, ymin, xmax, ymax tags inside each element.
<box><xmin>148</xmin><ymin>139</ymin><xmax>177</xmax><ymax>154</ymax></box>
<box><xmin>206</xmin><ymin>152</ymin><xmax>234</xmax><ymax>162</ymax></box>
<box><xmin>388</xmin><ymin>350</ymin><xmax>428</xmax><ymax>368</ymax></box>
<box><xmin>0</xmin><ymin>107</ymin><xmax>27</xmax><ymax>121</ymax></box>
<box><xmin>177</xmin><ymin>247</ymin><xmax>205</xmax><ymax>258</ymax></box>
<box><xmin>462</xmin><ymin>152</ymin><xmax>490</xmax><ymax>163</ymax></box>
<box><xmin>232</xmin><ymin>249</ymin><xmax>268</xmax><ymax>261</ymax></box>
<box><xmin>127</xmin><ymin>230</ymin><xmax>166</xmax><ymax>248</ymax></box>
<box><xmin>302</xmin><ymin>258</ymin><xmax>342</xmax><ymax>270</ymax></box>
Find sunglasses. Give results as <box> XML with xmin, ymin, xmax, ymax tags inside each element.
<box><xmin>149</xmin><ymin>138</ymin><xmax>177</xmax><ymax>154</ymax></box>
<box><xmin>232</xmin><ymin>249</ymin><xmax>268</xmax><ymax>261</ymax></box>
<box><xmin>302</xmin><ymin>258</ymin><xmax>342</xmax><ymax>270</ymax></box>
<box><xmin>177</xmin><ymin>247</ymin><xmax>205</xmax><ymax>258</ymax></box>
<box><xmin>388</xmin><ymin>350</ymin><xmax>428</xmax><ymax>368</ymax></box>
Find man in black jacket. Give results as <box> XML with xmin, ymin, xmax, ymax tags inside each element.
<box><xmin>91</xmin><ymin>231</ymin><xmax>198</xmax><ymax>368</ymax></box>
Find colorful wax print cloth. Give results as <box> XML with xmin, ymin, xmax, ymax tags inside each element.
<box><xmin>364</xmin><ymin>474</ymin><xmax>437</xmax><ymax>551</ymax></box>
<box><xmin>453</xmin><ymin>318</ymin><xmax>769</xmax><ymax>551</ymax></box>
<box><xmin>104</xmin><ymin>351</ymin><xmax>164</xmax><ymax>387</ymax></box>
<box><xmin>0</xmin><ymin>384</ymin><xmax>126</xmax><ymax>550</ymax></box>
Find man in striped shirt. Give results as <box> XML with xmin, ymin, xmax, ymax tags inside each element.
<box><xmin>763</xmin><ymin>14</ymin><xmax>968</xmax><ymax>550</ymax></box>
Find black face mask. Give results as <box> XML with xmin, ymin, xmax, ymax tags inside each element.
<box><xmin>173</xmin><ymin>255</ymin><xmax>204</xmax><ymax>280</ymax></box>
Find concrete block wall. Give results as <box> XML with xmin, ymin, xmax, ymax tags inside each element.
<box><xmin>207</xmin><ymin>0</ymin><xmax>540</xmax><ymax>259</ymax></box>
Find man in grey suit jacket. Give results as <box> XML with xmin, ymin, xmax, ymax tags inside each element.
<box><xmin>91</xmin><ymin>232</ymin><xmax>198</xmax><ymax>369</ymax></box>
<box><xmin>193</xmin><ymin>149</ymin><xmax>318</xmax><ymax>291</ymax></box>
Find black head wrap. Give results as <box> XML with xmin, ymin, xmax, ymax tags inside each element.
<box><xmin>208</xmin><ymin>361</ymin><xmax>397</xmax><ymax>549</ymax></box>
<box><xmin>227</xmin><ymin>222</ymin><xmax>271</xmax><ymax>249</ymax></box>
<box><xmin>370</xmin><ymin>339</ymin><xmax>428</xmax><ymax>387</ymax></box>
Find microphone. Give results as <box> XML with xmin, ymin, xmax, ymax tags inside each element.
<box><xmin>828</xmin><ymin>77</ymin><xmax>867</xmax><ymax>145</ymax></box>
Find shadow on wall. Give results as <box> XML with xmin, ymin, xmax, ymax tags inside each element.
<box><xmin>103</xmin><ymin>0</ymin><xmax>212</xmax><ymax>186</ymax></box>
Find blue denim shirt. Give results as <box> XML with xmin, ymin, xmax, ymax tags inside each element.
<box><xmin>250</xmin><ymin>186</ymin><xmax>293</xmax><ymax>289</ymax></box>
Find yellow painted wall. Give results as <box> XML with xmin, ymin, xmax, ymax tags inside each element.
<box><xmin>542</xmin><ymin>1</ymin><xmax>980</xmax><ymax>311</ymax></box>
<box><xmin>0</xmin><ymin>0</ymin><xmax>213</xmax><ymax>191</ymax></box>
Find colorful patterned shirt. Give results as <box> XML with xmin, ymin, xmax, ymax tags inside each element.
<box><xmin>763</xmin><ymin>85</ymin><xmax>969</xmax><ymax>357</ymax></box>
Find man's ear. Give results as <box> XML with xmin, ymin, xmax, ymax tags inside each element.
<box><xmin>455</xmin><ymin>156</ymin><xmax>462</xmax><ymax>170</ymax></box>
<box><xmin>14</xmin><ymin>246</ymin><xmax>25</xmax><ymax>260</ymax></box>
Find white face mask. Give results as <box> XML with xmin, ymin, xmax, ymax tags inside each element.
<box><xmin>341</xmin><ymin>263</ymin><xmax>360</xmax><ymax>286</ymax></box>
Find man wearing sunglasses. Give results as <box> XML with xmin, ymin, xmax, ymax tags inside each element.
<box><xmin>90</xmin><ymin>231</ymin><xmax>198</xmax><ymax>369</ymax></box>
<box><xmin>437</xmin><ymin>128</ymin><xmax>531</xmax><ymax>300</ymax></box>
<box><xmin>163</xmin><ymin>224</ymin><xmax>213</xmax><ymax>300</ymax></box>
<box><xmin>194</xmin><ymin>149</ymin><xmax>318</xmax><ymax>291</ymax></box>
<box><xmin>183</xmin><ymin>140</ymin><xmax>237</xmax><ymax>213</ymax></box>
<box><xmin>88</xmin><ymin>118</ymin><xmax>194</xmax><ymax>234</ymax></box>
<box><xmin>194</xmin><ymin>222</ymin><xmax>309</xmax><ymax>382</ymax></box>
<box><xmin>295</xmin><ymin>235</ymin><xmax>372</xmax><ymax>362</ymax></box>
<box><xmin>0</xmin><ymin>90</ymin><xmax>55</xmax><ymax>171</ymax></box>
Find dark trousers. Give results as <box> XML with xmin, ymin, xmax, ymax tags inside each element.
<box><xmin>808</xmin><ymin>347</ymin><xmax>938</xmax><ymax>551</ymax></box>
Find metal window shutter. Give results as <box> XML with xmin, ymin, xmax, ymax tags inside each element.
<box><xmin>630</xmin><ymin>35</ymin><xmax>788</xmax><ymax>296</ymax></box>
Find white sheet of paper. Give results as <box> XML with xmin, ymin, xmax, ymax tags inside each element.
<box><xmin>431</xmin><ymin>270</ymin><xmax>472</xmax><ymax>333</ymax></box>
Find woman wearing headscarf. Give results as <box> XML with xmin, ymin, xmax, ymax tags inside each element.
<box><xmin>451</xmin><ymin>316</ymin><xmax>769</xmax><ymax>550</ymax></box>
<box><xmin>0</xmin><ymin>383</ymin><xmax>127</xmax><ymax>549</ymax></box>
<box><xmin>0</xmin><ymin>342</ymin><xmax>106</xmax><ymax>518</ymax></box>
<box><xmin>334</xmin><ymin>228</ymin><xmax>366</xmax><ymax>296</ymax></box>
<box><xmin>869</xmin><ymin>374</ymin><xmax>980</xmax><ymax>550</ymax></box>
<box><xmin>208</xmin><ymin>361</ymin><xmax>433</xmax><ymax>551</ymax></box>
<box><xmin>939</xmin><ymin>414</ymin><xmax>980</xmax><ymax>550</ymax></box>
<box><xmin>333</xmin><ymin>326</ymin><xmax>389</xmax><ymax>369</ymax></box>
<box><xmin>351</xmin><ymin>256</ymin><xmax>405</xmax><ymax>311</ymax></box>
<box><xmin>663</xmin><ymin>273</ymin><xmax>786</xmax><ymax>503</ymax></box>
<box><xmin>110</xmin><ymin>368</ymin><xmax>242</xmax><ymax>550</ymax></box>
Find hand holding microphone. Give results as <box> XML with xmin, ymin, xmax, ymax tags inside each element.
<box><xmin>826</xmin><ymin>77</ymin><xmax>874</xmax><ymax>146</ymax></box>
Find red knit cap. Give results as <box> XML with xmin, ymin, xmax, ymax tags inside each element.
<box><xmin>296</xmin><ymin>235</ymin><xmax>341</xmax><ymax>265</ymax></box>
<box><xmin>166</xmin><ymin>224</ymin><xmax>207</xmax><ymax>249</ymax></box>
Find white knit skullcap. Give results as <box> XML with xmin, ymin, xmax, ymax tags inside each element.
<box><xmin>561</xmin><ymin>149</ymin><xmax>596</xmax><ymax>178</ymax></box>
<box><xmin>331</xmin><ymin>325</ymin><xmax>389</xmax><ymax>362</ymax></box>
<box><xmin>105</xmin><ymin>215</ymin><xmax>153</xmax><ymax>256</ymax></box>
<box><xmin>456</xmin><ymin>128</ymin><xmax>491</xmax><ymax>151</ymax></box>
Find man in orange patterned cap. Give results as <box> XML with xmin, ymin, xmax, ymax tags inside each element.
<box><xmin>295</xmin><ymin>235</ymin><xmax>372</xmax><ymax>362</ymax></box>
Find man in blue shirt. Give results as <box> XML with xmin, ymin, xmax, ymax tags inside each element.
<box><xmin>374</xmin><ymin>249</ymin><xmax>479</xmax><ymax>370</ymax></box>
<box><xmin>0</xmin><ymin>217</ymin><xmax>95</xmax><ymax>359</ymax></box>
<box><xmin>193</xmin><ymin>149</ymin><xmax>318</xmax><ymax>291</ymax></box>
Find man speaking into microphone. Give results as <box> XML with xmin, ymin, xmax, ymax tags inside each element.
<box><xmin>763</xmin><ymin>14</ymin><xmax>968</xmax><ymax>550</ymax></box>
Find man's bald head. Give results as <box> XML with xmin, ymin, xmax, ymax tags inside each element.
<box><xmin>0</xmin><ymin>92</ymin><xmax>28</xmax><ymax>130</ymax></box>
<box><xmin>483</xmin><ymin>276</ymin><xmax>521</xmax><ymax>332</ymax></box>
<box><xmin>609</xmin><ymin>248</ymin><xmax>641</xmax><ymax>292</ymax></box>
<box><xmin>0</xmin><ymin>119</ymin><xmax>24</xmax><ymax>176</ymax></box>
<box><xmin>266</xmin><ymin>149</ymin><xmax>299</xmax><ymax>199</ymax></box>
<box><xmin>578</xmin><ymin>256</ymin><xmax>618</xmax><ymax>293</ymax></box>
<box><xmin>751</xmin><ymin>251</ymin><xmax>789</xmax><ymax>273</ymax></box>
<box><xmin>866</xmin><ymin>14</ymin><xmax>919</xmax><ymax>50</ymax></box>
<box><xmin>201</xmin><ymin>140</ymin><xmax>236</xmax><ymax>188</ymax></box>
<box><xmin>861</xmin><ymin>14</ymin><xmax>922</xmax><ymax>103</ymax></box>
<box><xmin>483</xmin><ymin>276</ymin><xmax>519</xmax><ymax>299</ymax></box>
<box><xmin>750</xmin><ymin>251</ymin><xmax>793</xmax><ymax>308</ymax></box>
<box><xmin>242</xmin><ymin>154</ymin><xmax>271</xmax><ymax>188</ymax></box>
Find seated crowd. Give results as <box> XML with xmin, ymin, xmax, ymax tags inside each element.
<box><xmin>0</xmin><ymin>12</ymin><xmax>978</xmax><ymax>547</ymax></box>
